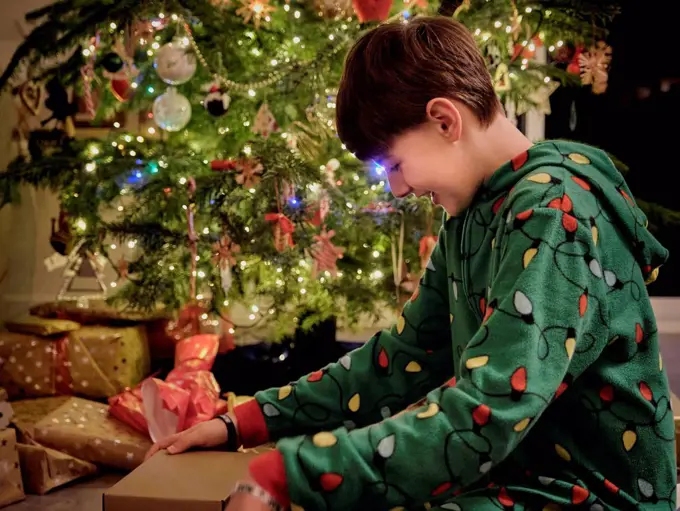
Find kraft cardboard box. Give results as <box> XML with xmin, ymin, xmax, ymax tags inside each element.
<box><xmin>103</xmin><ymin>450</ymin><xmax>261</xmax><ymax>511</ymax></box>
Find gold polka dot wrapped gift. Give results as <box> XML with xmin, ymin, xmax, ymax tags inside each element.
<box><xmin>31</xmin><ymin>397</ymin><xmax>151</xmax><ymax>470</ymax></box>
<box><xmin>0</xmin><ymin>317</ymin><xmax>150</xmax><ymax>400</ymax></box>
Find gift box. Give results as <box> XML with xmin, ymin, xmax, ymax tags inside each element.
<box><xmin>18</xmin><ymin>441</ymin><xmax>98</xmax><ymax>495</ymax></box>
<box><xmin>0</xmin><ymin>388</ymin><xmax>11</xmax><ymax>431</ymax></box>
<box><xmin>0</xmin><ymin>429</ymin><xmax>25</xmax><ymax>508</ymax></box>
<box><xmin>31</xmin><ymin>397</ymin><xmax>152</xmax><ymax>470</ymax></box>
<box><xmin>109</xmin><ymin>334</ymin><xmax>228</xmax><ymax>442</ymax></box>
<box><xmin>11</xmin><ymin>396</ymin><xmax>71</xmax><ymax>442</ymax></box>
<box><xmin>103</xmin><ymin>450</ymin><xmax>263</xmax><ymax>511</ymax></box>
<box><xmin>0</xmin><ymin>316</ymin><xmax>149</xmax><ymax>399</ymax></box>
<box><xmin>10</xmin><ymin>396</ymin><xmax>100</xmax><ymax>494</ymax></box>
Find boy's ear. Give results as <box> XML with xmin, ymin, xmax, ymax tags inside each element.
<box><xmin>426</xmin><ymin>97</ymin><xmax>462</xmax><ymax>142</ymax></box>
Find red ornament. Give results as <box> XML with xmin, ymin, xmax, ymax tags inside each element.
<box><xmin>265</xmin><ymin>213</ymin><xmax>295</xmax><ymax>252</ymax></box>
<box><xmin>351</xmin><ymin>0</ymin><xmax>393</xmax><ymax>22</ymax></box>
<box><xmin>310</xmin><ymin>228</ymin><xmax>345</xmax><ymax>278</ymax></box>
<box><xmin>110</xmin><ymin>79</ymin><xmax>132</xmax><ymax>102</ymax></box>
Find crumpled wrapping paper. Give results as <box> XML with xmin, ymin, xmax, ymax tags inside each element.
<box><xmin>31</xmin><ymin>397</ymin><xmax>151</xmax><ymax>470</ymax></box>
<box><xmin>0</xmin><ymin>322</ymin><xmax>150</xmax><ymax>400</ymax></box>
<box><xmin>0</xmin><ymin>428</ymin><xmax>25</xmax><ymax>508</ymax></box>
<box><xmin>109</xmin><ymin>334</ymin><xmax>228</xmax><ymax>442</ymax></box>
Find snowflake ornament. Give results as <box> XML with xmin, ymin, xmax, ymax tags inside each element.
<box><xmin>236</xmin><ymin>0</ymin><xmax>276</xmax><ymax>29</ymax></box>
<box><xmin>234</xmin><ymin>158</ymin><xmax>264</xmax><ymax>188</ymax></box>
<box><xmin>579</xmin><ymin>42</ymin><xmax>612</xmax><ymax>95</ymax></box>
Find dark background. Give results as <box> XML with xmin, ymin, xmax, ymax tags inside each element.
<box><xmin>545</xmin><ymin>0</ymin><xmax>680</xmax><ymax>296</ymax></box>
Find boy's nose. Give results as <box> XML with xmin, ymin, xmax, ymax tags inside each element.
<box><xmin>387</xmin><ymin>173</ymin><xmax>410</xmax><ymax>198</ymax></box>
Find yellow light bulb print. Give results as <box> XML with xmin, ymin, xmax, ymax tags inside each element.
<box><xmin>465</xmin><ymin>355</ymin><xmax>489</xmax><ymax>369</ymax></box>
<box><xmin>526</xmin><ymin>173</ymin><xmax>552</xmax><ymax>184</ymax></box>
<box><xmin>555</xmin><ymin>444</ymin><xmax>571</xmax><ymax>461</ymax></box>
<box><xmin>568</xmin><ymin>153</ymin><xmax>590</xmax><ymax>165</ymax></box>
<box><xmin>416</xmin><ymin>402</ymin><xmax>440</xmax><ymax>419</ymax></box>
<box><xmin>348</xmin><ymin>393</ymin><xmax>361</xmax><ymax>412</ymax></box>
<box><xmin>514</xmin><ymin>417</ymin><xmax>531</xmax><ymax>432</ymax></box>
<box><xmin>565</xmin><ymin>337</ymin><xmax>576</xmax><ymax>360</ymax></box>
<box><xmin>623</xmin><ymin>429</ymin><xmax>637</xmax><ymax>451</ymax></box>
<box><xmin>396</xmin><ymin>316</ymin><xmax>405</xmax><ymax>334</ymax></box>
<box><xmin>591</xmin><ymin>225</ymin><xmax>599</xmax><ymax>245</ymax></box>
<box><xmin>405</xmin><ymin>361</ymin><xmax>422</xmax><ymax>373</ymax></box>
<box><xmin>313</xmin><ymin>432</ymin><xmax>338</xmax><ymax>448</ymax></box>
<box><xmin>523</xmin><ymin>247</ymin><xmax>538</xmax><ymax>268</ymax></box>
<box><xmin>278</xmin><ymin>385</ymin><xmax>292</xmax><ymax>400</ymax></box>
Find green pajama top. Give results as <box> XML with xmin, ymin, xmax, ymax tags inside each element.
<box><xmin>248</xmin><ymin>141</ymin><xmax>676</xmax><ymax>510</ymax></box>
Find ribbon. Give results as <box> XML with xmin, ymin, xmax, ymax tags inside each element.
<box><xmin>186</xmin><ymin>177</ymin><xmax>198</xmax><ymax>300</ymax></box>
<box><xmin>265</xmin><ymin>213</ymin><xmax>295</xmax><ymax>252</ymax></box>
<box><xmin>390</xmin><ymin>211</ymin><xmax>406</xmax><ymax>302</ymax></box>
<box><xmin>310</xmin><ymin>229</ymin><xmax>344</xmax><ymax>278</ymax></box>
<box><xmin>52</xmin><ymin>336</ymin><xmax>73</xmax><ymax>395</ymax></box>
<box><xmin>80</xmin><ymin>33</ymin><xmax>99</xmax><ymax>119</ymax></box>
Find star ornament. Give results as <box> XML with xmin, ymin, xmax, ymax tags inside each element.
<box><xmin>516</xmin><ymin>78</ymin><xmax>560</xmax><ymax>116</ymax></box>
<box><xmin>236</xmin><ymin>0</ymin><xmax>276</xmax><ymax>28</ymax></box>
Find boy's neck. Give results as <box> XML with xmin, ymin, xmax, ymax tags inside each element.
<box><xmin>469</xmin><ymin>113</ymin><xmax>534</xmax><ymax>184</ymax></box>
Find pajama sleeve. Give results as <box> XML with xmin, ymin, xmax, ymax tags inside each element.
<box><xmin>234</xmin><ymin>229</ymin><xmax>454</xmax><ymax>448</ymax></box>
<box><xmin>269</xmin><ymin>179</ymin><xmax>611</xmax><ymax>510</ymax></box>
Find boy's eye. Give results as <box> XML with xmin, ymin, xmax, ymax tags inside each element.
<box><xmin>390</xmin><ymin>163</ymin><xmax>401</xmax><ymax>173</ymax></box>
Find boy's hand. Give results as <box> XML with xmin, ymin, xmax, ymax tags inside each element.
<box><xmin>144</xmin><ymin>418</ymin><xmax>229</xmax><ymax>460</ymax></box>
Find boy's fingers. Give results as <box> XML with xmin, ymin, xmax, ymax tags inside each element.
<box><xmin>144</xmin><ymin>432</ymin><xmax>182</xmax><ymax>461</ymax></box>
<box><xmin>167</xmin><ymin>433</ymin><xmax>193</xmax><ymax>454</ymax></box>
<box><xmin>144</xmin><ymin>443</ymin><xmax>161</xmax><ymax>461</ymax></box>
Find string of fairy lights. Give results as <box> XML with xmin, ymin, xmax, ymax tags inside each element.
<box><xmin>71</xmin><ymin>4</ymin><xmax>583</xmax><ymax>332</ymax></box>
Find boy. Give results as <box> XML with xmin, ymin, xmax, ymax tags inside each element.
<box><xmin>149</xmin><ymin>16</ymin><xmax>676</xmax><ymax>510</ymax></box>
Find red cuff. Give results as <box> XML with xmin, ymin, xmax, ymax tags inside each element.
<box><xmin>234</xmin><ymin>399</ymin><xmax>270</xmax><ymax>448</ymax></box>
<box><xmin>249</xmin><ymin>450</ymin><xmax>290</xmax><ymax>508</ymax></box>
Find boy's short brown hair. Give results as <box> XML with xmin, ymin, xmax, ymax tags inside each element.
<box><xmin>336</xmin><ymin>16</ymin><xmax>500</xmax><ymax>161</ymax></box>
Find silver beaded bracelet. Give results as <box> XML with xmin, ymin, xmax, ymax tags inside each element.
<box><xmin>225</xmin><ymin>481</ymin><xmax>286</xmax><ymax>511</ymax></box>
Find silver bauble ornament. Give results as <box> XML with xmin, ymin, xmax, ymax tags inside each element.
<box><xmin>154</xmin><ymin>38</ymin><xmax>197</xmax><ymax>85</ymax></box>
<box><xmin>152</xmin><ymin>87</ymin><xmax>192</xmax><ymax>132</ymax></box>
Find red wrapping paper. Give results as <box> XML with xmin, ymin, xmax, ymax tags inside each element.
<box><xmin>108</xmin><ymin>334</ymin><xmax>228</xmax><ymax>441</ymax></box>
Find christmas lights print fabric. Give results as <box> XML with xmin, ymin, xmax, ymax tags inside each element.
<box><xmin>253</xmin><ymin>141</ymin><xmax>676</xmax><ymax>510</ymax></box>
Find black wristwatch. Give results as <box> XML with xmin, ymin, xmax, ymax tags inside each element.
<box><xmin>216</xmin><ymin>413</ymin><xmax>240</xmax><ymax>452</ymax></box>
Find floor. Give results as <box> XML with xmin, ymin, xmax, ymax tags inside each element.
<box><xmin>5</xmin><ymin>334</ymin><xmax>680</xmax><ymax>511</ymax></box>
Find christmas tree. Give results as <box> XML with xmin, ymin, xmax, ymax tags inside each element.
<box><xmin>0</xmin><ymin>0</ymin><xmax>629</xmax><ymax>341</ymax></box>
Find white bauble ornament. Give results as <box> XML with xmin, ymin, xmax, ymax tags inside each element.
<box><xmin>154</xmin><ymin>38</ymin><xmax>197</xmax><ymax>85</ymax></box>
<box><xmin>153</xmin><ymin>87</ymin><xmax>192</xmax><ymax>132</ymax></box>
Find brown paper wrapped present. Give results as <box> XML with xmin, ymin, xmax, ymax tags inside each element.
<box><xmin>33</xmin><ymin>397</ymin><xmax>151</xmax><ymax>470</ymax></box>
<box><xmin>0</xmin><ymin>318</ymin><xmax>150</xmax><ymax>399</ymax></box>
<box><xmin>8</xmin><ymin>397</ymin><xmax>98</xmax><ymax>494</ymax></box>
<box><xmin>0</xmin><ymin>387</ymin><xmax>11</xmax><ymax>432</ymax></box>
<box><xmin>11</xmin><ymin>397</ymin><xmax>71</xmax><ymax>442</ymax></box>
<box><xmin>0</xmin><ymin>429</ymin><xmax>25</xmax><ymax>508</ymax></box>
<box><xmin>18</xmin><ymin>441</ymin><xmax>97</xmax><ymax>495</ymax></box>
